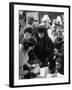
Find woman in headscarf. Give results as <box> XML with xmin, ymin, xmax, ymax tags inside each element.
<box><xmin>19</xmin><ymin>26</ymin><xmax>37</xmax><ymax>79</ymax></box>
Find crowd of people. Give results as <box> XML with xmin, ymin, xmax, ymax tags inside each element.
<box><xmin>19</xmin><ymin>12</ymin><xmax>64</xmax><ymax>79</ymax></box>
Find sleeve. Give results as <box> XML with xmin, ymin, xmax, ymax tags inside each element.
<box><xmin>19</xmin><ymin>44</ymin><xmax>29</xmax><ymax>68</ymax></box>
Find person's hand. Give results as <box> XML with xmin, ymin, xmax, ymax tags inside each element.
<box><xmin>30</xmin><ymin>64</ymin><xmax>40</xmax><ymax>75</ymax></box>
<box><xmin>28</xmin><ymin>65</ymin><xmax>34</xmax><ymax>71</ymax></box>
<box><xmin>53</xmin><ymin>56</ymin><xmax>56</xmax><ymax>59</ymax></box>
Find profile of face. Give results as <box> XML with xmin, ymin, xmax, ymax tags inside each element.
<box><xmin>19</xmin><ymin>11</ymin><xmax>23</xmax><ymax>15</ymax></box>
<box><xmin>28</xmin><ymin>17</ymin><xmax>34</xmax><ymax>25</ymax></box>
<box><xmin>24</xmin><ymin>32</ymin><xmax>32</xmax><ymax>39</ymax></box>
<box><xmin>38</xmin><ymin>32</ymin><xmax>44</xmax><ymax>39</ymax></box>
<box><xmin>33</xmin><ymin>20</ymin><xmax>39</xmax><ymax>28</ymax></box>
<box><xmin>57</xmin><ymin>29</ymin><xmax>63</xmax><ymax>38</ymax></box>
<box><xmin>42</xmin><ymin>21</ymin><xmax>49</xmax><ymax>28</ymax></box>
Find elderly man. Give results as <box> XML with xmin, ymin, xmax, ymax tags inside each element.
<box><xmin>40</xmin><ymin>15</ymin><xmax>51</xmax><ymax>29</ymax></box>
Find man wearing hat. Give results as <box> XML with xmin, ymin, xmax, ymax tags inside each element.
<box><xmin>34</xmin><ymin>25</ymin><xmax>54</xmax><ymax>68</ymax></box>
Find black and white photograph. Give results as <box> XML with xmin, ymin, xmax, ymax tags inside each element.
<box><xmin>9</xmin><ymin>2</ymin><xmax>70</xmax><ymax>87</ymax></box>
<box><xmin>19</xmin><ymin>10</ymin><xmax>64</xmax><ymax>79</ymax></box>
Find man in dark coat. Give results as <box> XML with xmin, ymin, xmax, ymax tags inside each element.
<box><xmin>34</xmin><ymin>25</ymin><xmax>54</xmax><ymax>68</ymax></box>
